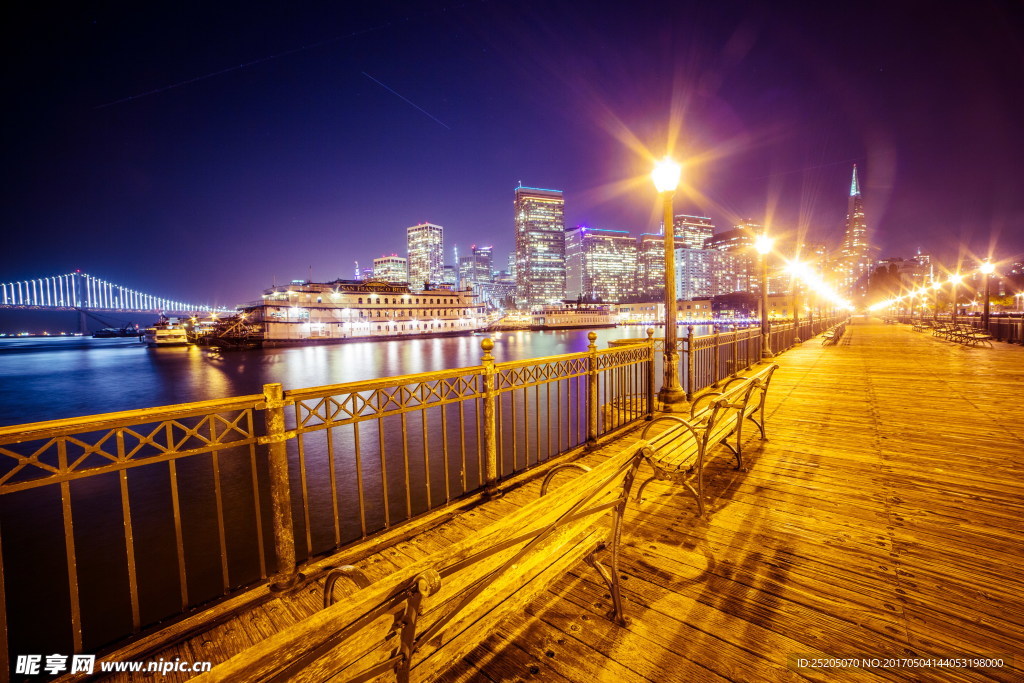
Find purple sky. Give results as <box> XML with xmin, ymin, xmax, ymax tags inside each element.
<box><xmin>3</xmin><ymin>0</ymin><xmax>1023</xmax><ymax>309</ymax></box>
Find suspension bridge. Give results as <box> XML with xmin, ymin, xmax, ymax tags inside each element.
<box><xmin>0</xmin><ymin>271</ymin><xmax>232</xmax><ymax>332</ymax></box>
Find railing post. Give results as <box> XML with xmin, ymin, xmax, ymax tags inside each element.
<box><xmin>711</xmin><ymin>329</ymin><xmax>721</xmax><ymax>387</ymax></box>
<box><xmin>481</xmin><ymin>338</ymin><xmax>499</xmax><ymax>486</ymax></box>
<box><xmin>262</xmin><ymin>382</ymin><xmax>298</xmax><ymax>591</ymax></box>
<box><xmin>586</xmin><ymin>331</ymin><xmax>599</xmax><ymax>449</ymax></box>
<box><xmin>685</xmin><ymin>326</ymin><xmax>695</xmax><ymax>402</ymax></box>
<box><xmin>646</xmin><ymin>328</ymin><xmax>655</xmax><ymax>420</ymax></box>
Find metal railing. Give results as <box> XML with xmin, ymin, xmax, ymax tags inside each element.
<box><xmin>611</xmin><ymin>316</ymin><xmax>845</xmax><ymax>401</ymax></box>
<box><xmin>0</xmin><ymin>334</ymin><xmax>653</xmax><ymax>665</ymax></box>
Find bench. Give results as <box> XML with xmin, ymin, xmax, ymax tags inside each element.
<box><xmin>932</xmin><ymin>322</ymin><xmax>993</xmax><ymax>347</ymax></box>
<box><xmin>195</xmin><ymin>442</ymin><xmax>649</xmax><ymax>682</ymax></box>
<box><xmin>821</xmin><ymin>321</ymin><xmax>846</xmax><ymax>345</ymax></box>
<box><xmin>634</xmin><ymin>363</ymin><xmax>779</xmax><ymax>518</ymax></box>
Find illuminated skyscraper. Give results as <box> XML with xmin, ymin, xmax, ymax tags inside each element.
<box><xmin>706</xmin><ymin>222</ymin><xmax>760</xmax><ymax>293</ymax></box>
<box><xmin>565</xmin><ymin>226</ymin><xmax>638</xmax><ymax>302</ymax></box>
<box><xmin>668</xmin><ymin>214</ymin><xmax>715</xmax><ymax>248</ymax></box>
<box><xmin>372</xmin><ymin>255</ymin><xmax>408</xmax><ymax>283</ymax></box>
<box><xmin>637</xmin><ymin>234</ymin><xmax>667</xmax><ymax>299</ymax></box>
<box><xmin>514</xmin><ymin>186</ymin><xmax>565</xmax><ymax>307</ymax></box>
<box><xmin>838</xmin><ymin>165</ymin><xmax>871</xmax><ymax>292</ymax></box>
<box><xmin>406</xmin><ymin>222</ymin><xmax>444</xmax><ymax>291</ymax></box>
<box><xmin>674</xmin><ymin>248</ymin><xmax>719</xmax><ymax>300</ymax></box>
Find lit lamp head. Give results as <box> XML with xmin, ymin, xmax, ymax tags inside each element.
<box><xmin>980</xmin><ymin>261</ymin><xmax>995</xmax><ymax>275</ymax></box>
<box><xmin>651</xmin><ymin>157</ymin><xmax>681</xmax><ymax>194</ymax></box>
<box><xmin>932</xmin><ymin>281</ymin><xmax>942</xmax><ymax>291</ymax></box>
<box><xmin>754</xmin><ymin>234</ymin><xmax>773</xmax><ymax>255</ymax></box>
<box><xmin>949</xmin><ymin>274</ymin><xmax>963</xmax><ymax>285</ymax></box>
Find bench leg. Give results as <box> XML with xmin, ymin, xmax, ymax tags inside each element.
<box><xmin>719</xmin><ymin>437</ymin><xmax>744</xmax><ymax>471</ymax></box>
<box><xmin>635</xmin><ymin>474</ymin><xmax>658</xmax><ymax>503</ymax></box>
<box><xmin>593</xmin><ymin>454</ymin><xmax>643</xmax><ymax>625</ymax></box>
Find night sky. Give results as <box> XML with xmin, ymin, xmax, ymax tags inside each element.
<box><xmin>3</xmin><ymin>0</ymin><xmax>1023</xmax><ymax>311</ymax></box>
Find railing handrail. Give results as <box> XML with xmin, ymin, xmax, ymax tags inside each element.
<box><xmin>0</xmin><ymin>393</ymin><xmax>265</xmax><ymax>443</ymax></box>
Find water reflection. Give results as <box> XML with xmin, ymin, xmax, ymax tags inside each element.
<box><xmin>0</xmin><ymin>326</ymin><xmax>714</xmax><ymax>426</ymax></box>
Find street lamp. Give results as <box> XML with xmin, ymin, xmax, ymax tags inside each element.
<box><xmin>755</xmin><ymin>233</ymin><xmax>773</xmax><ymax>358</ymax></box>
<box><xmin>949</xmin><ymin>273</ymin><xmax>963</xmax><ymax>323</ymax></box>
<box><xmin>786</xmin><ymin>260</ymin><xmax>810</xmax><ymax>343</ymax></box>
<box><xmin>651</xmin><ymin>157</ymin><xmax>685</xmax><ymax>409</ymax></box>
<box><xmin>980</xmin><ymin>260</ymin><xmax>995</xmax><ymax>328</ymax></box>
<box><xmin>931</xmin><ymin>280</ymin><xmax>941</xmax><ymax>321</ymax></box>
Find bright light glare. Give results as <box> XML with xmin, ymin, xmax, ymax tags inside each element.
<box><xmin>980</xmin><ymin>261</ymin><xmax>995</xmax><ymax>275</ymax></box>
<box><xmin>754</xmin><ymin>234</ymin><xmax>773</xmax><ymax>254</ymax></box>
<box><xmin>785</xmin><ymin>260</ymin><xmax>811</xmax><ymax>278</ymax></box>
<box><xmin>651</xmin><ymin>157</ymin><xmax>682</xmax><ymax>193</ymax></box>
<box><xmin>949</xmin><ymin>274</ymin><xmax>963</xmax><ymax>284</ymax></box>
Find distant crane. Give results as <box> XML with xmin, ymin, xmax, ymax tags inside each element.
<box><xmin>354</xmin><ymin>260</ymin><xmax>360</xmax><ymax>280</ymax></box>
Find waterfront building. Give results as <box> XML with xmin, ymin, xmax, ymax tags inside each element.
<box><xmin>565</xmin><ymin>226</ymin><xmax>638</xmax><ymax>303</ymax></box>
<box><xmin>372</xmin><ymin>255</ymin><xmax>408</xmax><ymax>283</ymax></box>
<box><xmin>837</xmin><ymin>165</ymin><xmax>872</xmax><ymax>293</ymax></box>
<box><xmin>245</xmin><ymin>279</ymin><xmax>484</xmax><ymax>342</ymax></box>
<box><xmin>407</xmin><ymin>222</ymin><xmax>444</xmax><ymax>290</ymax></box>
<box><xmin>514</xmin><ymin>186</ymin><xmax>566</xmax><ymax>308</ymax></box>
<box><xmin>615</xmin><ymin>301</ymin><xmax>664</xmax><ymax>323</ymax></box>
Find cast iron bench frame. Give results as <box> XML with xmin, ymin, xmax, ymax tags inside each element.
<box><xmin>821</xmin><ymin>321</ymin><xmax>846</xmax><ymax>345</ymax></box>
<box><xmin>195</xmin><ymin>443</ymin><xmax>650</xmax><ymax>683</ymax></box>
<box><xmin>635</xmin><ymin>363</ymin><xmax>779</xmax><ymax>518</ymax></box>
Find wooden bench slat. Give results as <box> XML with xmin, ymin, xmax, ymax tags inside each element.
<box><xmin>196</xmin><ymin>443</ymin><xmax>648</xmax><ymax>683</ymax></box>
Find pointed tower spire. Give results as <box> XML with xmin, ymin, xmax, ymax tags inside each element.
<box><xmin>850</xmin><ymin>164</ymin><xmax>861</xmax><ymax>197</ymax></box>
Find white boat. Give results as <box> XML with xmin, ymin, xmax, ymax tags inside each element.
<box><xmin>531</xmin><ymin>302</ymin><xmax>617</xmax><ymax>330</ymax></box>
<box><xmin>142</xmin><ymin>320</ymin><xmax>191</xmax><ymax>347</ymax></box>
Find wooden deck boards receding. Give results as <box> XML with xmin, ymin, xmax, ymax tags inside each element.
<box><xmin>96</xmin><ymin>318</ymin><xmax>1023</xmax><ymax>682</ymax></box>
<box><xmin>452</xmin><ymin>318</ymin><xmax>1024</xmax><ymax>682</ymax></box>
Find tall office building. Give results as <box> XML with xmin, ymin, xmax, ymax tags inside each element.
<box><xmin>406</xmin><ymin>222</ymin><xmax>444</xmax><ymax>291</ymax></box>
<box><xmin>564</xmin><ymin>226</ymin><xmax>638</xmax><ymax>302</ymax></box>
<box><xmin>674</xmin><ymin>248</ymin><xmax>720</xmax><ymax>300</ymax></box>
<box><xmin>636</xmin><ymin>233</ymin><xmax>683</xmax><ymax>300</ymax></box>
<box><xmin>372</xmin><ymin>255</ymin><xmax>408</xmax><ymax>283</ymax></box>
<box><xmin>705</xmin><ymin>222</ymin><xmax>760</xmax><ymax>294</ymax></box>
<box><xmin>514</xmin><ymin>186</ymin><xmax>565</xmax><ymax>307</ymax></box>
<box><xmin>838</xmin><ymin>165</ymin><xmax>871</xmax><ymax>292</ymax></box>
<box><xmin>668</xmin><ymin>214</ymin><xmax>715</xmax><ymax>249</ymax></box>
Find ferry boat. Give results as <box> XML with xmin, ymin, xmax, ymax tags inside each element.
<box><xmin>142</xmin><ymin>320</ymin><xmax>191</xmax><ymax>347</ymax></box>
<box><xmin>241</xmin><ymin>279</ymin><xmax>486</xmax><ymax>344</ymax></box>
<box><xmin>531</xmin><ymin>302</ymin><xmax>617</xmax><ymax>330</ymax></box>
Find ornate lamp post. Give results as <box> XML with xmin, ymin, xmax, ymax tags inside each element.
<box><xmin>949</xmin><ymin>273</ymin><xmax>963</xmax><ymax>323</ymax></box>
<box><xmin>787</xmin><ymin>259</ymin><xmax>809</xmax><ymax>343</ymax></box>
<box><xmin>755</xmin><ymin>233</ymin><xmax>774</xmax><ymax>358</ymax></box>
<box><xmin>980</xmin><ymin>260</ymin><xmax>995</xmax><ymax>328</ymax></box>
<box><xmin>651</xmin><ymin>157</ymin><xmax>685</xmax><ymax>409</ymax></box>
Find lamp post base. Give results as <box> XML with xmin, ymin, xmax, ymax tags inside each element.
<box><xmin>761</xmin><ymin>333</ymin><xmax>774</xmax><ymax>358</ymax></box>
<box><xmin>657</xmin><ymin>386</ymin><xmax>687</xmax><ymax>411</ymax></box>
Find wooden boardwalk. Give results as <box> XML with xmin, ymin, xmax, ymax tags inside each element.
<box><xmin>98</xmin><ymin>318</ymin><xmax>1023</xmax><ymax>682</ymax></box>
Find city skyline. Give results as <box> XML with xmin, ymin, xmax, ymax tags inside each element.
<box><xmin>3</xmin><ymin>0</ymin><xmax>1023</xmax><ymax>310</ymax></box>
